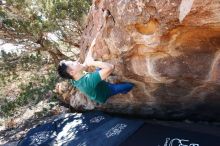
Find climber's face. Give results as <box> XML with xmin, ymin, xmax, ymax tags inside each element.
<box><xmin>65</xmin><ymin>60</ymin><xmax>84</xmax><ymax>76</ymax></box>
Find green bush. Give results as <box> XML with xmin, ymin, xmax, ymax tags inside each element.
<box><xmin>0</xmin><ymin>66</ymin><xmax>59</xmax><ymax>117</ymax></box>
<box><xmin>0</xmin><ymin>50</ymin><xmax>47</xmax><ymax>85</ymax></box>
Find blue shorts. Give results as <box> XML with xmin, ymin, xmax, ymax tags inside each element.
<box><xmin>107</xmin><ymin>82</ymin><xmax>134</xmax><ymax>96</ymax></box>
<box><xmin>95</xmin><ymin>68</ymin><xmax>134</xmax><ymax>96</ymax></box>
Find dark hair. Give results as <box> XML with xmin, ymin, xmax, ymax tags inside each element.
<box><xmin>57</xmin><ymin>61</ymin><xmax>73</xmax><ymax>79</ymax></box>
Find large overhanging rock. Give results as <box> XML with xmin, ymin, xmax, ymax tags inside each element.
<box><xmin>76</xmin><ymin>0</ymin><xmax>220</xmax><ymax>121</ymax></box>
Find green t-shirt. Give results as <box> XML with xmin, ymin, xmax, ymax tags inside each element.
<box><xmin>70</xmin><ymin>72</ymin><xmax>112</xmax><ymax>103</ymax></box>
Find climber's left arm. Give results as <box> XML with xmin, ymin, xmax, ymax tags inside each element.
<box><xmin>83</xmin><ymin>10</ymin><xmax>109</xmax><ymax>67</ymax></box>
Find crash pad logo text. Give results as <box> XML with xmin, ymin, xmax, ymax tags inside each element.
<box><xmin>162</xmin><ymin>137</ymin><xmax>199</xmax><ymax>146</ymax></box>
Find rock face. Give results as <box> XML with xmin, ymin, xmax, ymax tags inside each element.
<box><xmin>78</xmin><ymin>0</ymin><xmax>220</xmax><ymax>121</ymax></box>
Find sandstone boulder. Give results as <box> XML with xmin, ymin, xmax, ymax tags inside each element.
<box><xmin>73</xmin><ymin>0</ymin><xmax>220</xmax><ymax>121</ymax></box>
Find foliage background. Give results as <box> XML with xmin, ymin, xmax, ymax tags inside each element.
<box><xmin>0</xmin><ymin>0</ymin><xmax>91</xmax><ymax>144</ymax></box>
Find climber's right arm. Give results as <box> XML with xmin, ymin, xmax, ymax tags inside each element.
<box><xmin>86</xmin><ymin>59</ymin><xmax>114</xmax><ymax>80</ymax></box>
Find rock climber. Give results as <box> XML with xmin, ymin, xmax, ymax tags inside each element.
<box><xmin>57</xmin><ymin>10</ymin><xmax>134</xmax><ymax>104</ymax></box>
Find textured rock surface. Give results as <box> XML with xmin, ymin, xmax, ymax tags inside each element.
<box><xmin>77</xmin><ymin>0</ymin><xmax>220</xmax><ymax>121</ymax></box>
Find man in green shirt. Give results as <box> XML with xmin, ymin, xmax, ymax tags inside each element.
<box><xmin>57</xmin><ymin>49</ymin><xmax>134</xmax><ymax>104</ymax></box>
<box><xmin>57</xmin><ymin>10</ymin><xmax>134</xmax><ymax>104</ymax></box>
<box><xmin>57</xmin><ymin>36</ymin><xmax>134</xmax><ymax>104</ymax></box>
<box><xmin>57</xmin><ymin>58</ymin><xmax>134</xmax><ymax>103</ymax></box>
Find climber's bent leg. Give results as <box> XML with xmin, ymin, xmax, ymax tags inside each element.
<box><xmin>107</xmin><ymin>82</ymin><xmax>134</xmax><ymax>96</ymax></box>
